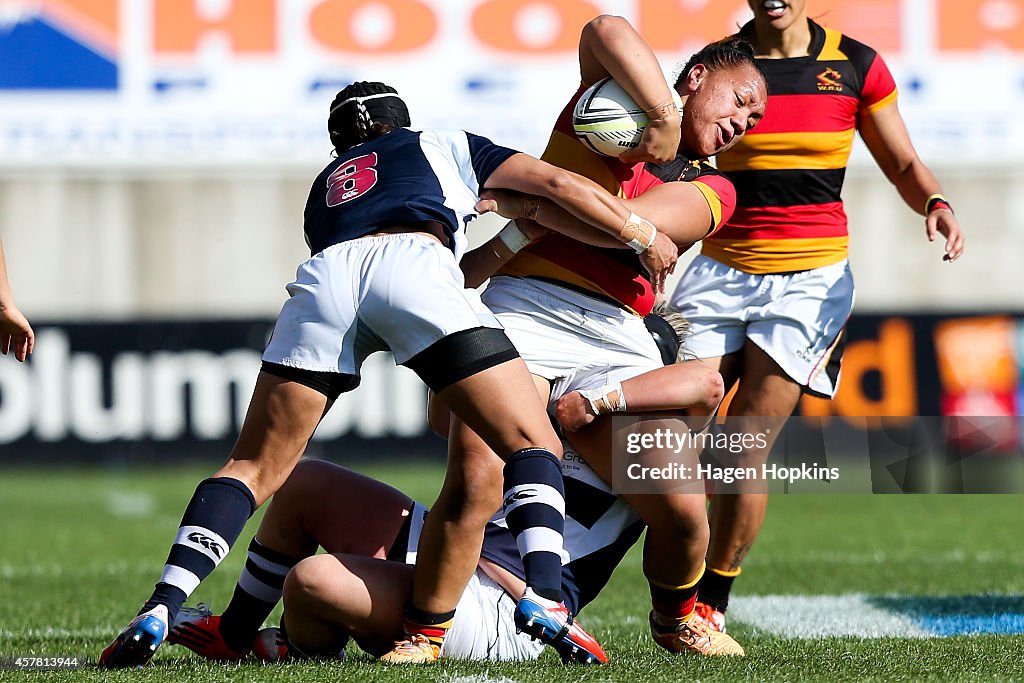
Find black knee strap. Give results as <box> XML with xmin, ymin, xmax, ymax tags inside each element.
<box><xmin>405</xmin><ymin>327</ymin><xmax>519</xmax><ymax>393</ymax></box>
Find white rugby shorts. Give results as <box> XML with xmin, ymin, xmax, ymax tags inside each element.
<box><xmin>481</xmin><ymin>276</ymin><xmax>662</xmax><ymax>403</ymax></box>
<box><xmin>670</xmin><ymin>255</ymin><xmax>854</xmax><ymax>398</ymax></box>
<box><xmin>263</xmin><ymin>233</ymin><xmax>501</xmax><ymax>377</ymax></box>
<box><xmin>401</xmin><ymin>502</ymin><xmax>543</xmax><ymax>662</ymax></box>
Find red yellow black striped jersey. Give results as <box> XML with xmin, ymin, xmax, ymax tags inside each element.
<box><xmin>704</xmin><ymin>19</ymin><xmax>898</xmax><ymax>274</ymax></box>
<box><xmin>499</xmin><ymin>83</ymin><xmax>735</xmax><ymax>317</ymax></box>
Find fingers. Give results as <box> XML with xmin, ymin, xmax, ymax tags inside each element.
<box><xmin>15</xmin><ymin>336</ymin><xmax>28</xmax><ymax>363</ymax></box>
<box><xmin>933</xmin><ymin>214</ymin><xmax>965</xmax><ymax>262</ymax></box>
<box><xmin>943</xmin><ymin>229</ymin><xmax>965</xmax><ymax>262</ymax></box>
<box><xmin>925</xmin><ymin>215</ymin><xmax>938</xmax><ymax>242</ymax></box>
<box><xmin>617</xmin><ymin>147</ymin><xmax>644</xmax><ymax>164</ymax></box>
<box><xmin>0</xmin><ymin>333</ymin><xmax>9</xmax><ymax>357</ymax></box>
<box><xmin>474</xmin><ymin>199</ymin><xmax>497</xmax><ymax>213</ymax></box>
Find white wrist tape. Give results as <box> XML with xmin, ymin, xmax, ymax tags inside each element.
<box><xmin>497</xmin><ymin>220</ymin><xmax>532</xmax><ymax>254</ymax></box>
<box><xmin>621</xmin><ymin>212</ymin><xmax>657</xmax><ymax>254</ymax></box>
<box><xmin>579</xmin><ymin>382</ymin><xmax>627</xmax><ymax>416</ymax></box>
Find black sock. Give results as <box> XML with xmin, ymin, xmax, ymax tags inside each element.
<box><xmin>142</xmin><ymin>477</ymin><xmax>256</xmax><ymax>623</ymax></box>
<box><xmin>401</xmin><ymin>604</ymin><xmax>457</xmax><ymax>648</ymax></box>
<box><xmin>502</xmin><ymin>448</ymin><xmax>565</xmax><ymax>603</ymax></box>
<box><xmin>697</xmin><ymin>567</ymin><xmax>740</xmax><ymax>613</ymax></box>
<box><xmin>219</xmin><ymin>538</ymin><xmax>303</xmax><ymax>652</ymax></box>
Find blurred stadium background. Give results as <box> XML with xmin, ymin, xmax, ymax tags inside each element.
<box><xmin>0</xmin><ymin>1</ymin><xmax>1022</xmax><ymax>678</ymax></box>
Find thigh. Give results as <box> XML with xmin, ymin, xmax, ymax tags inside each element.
<box><xmin>731</xmin><ymin>341</ymin><xmax>803</xmax><ymax>420</ymax></box>
<box><xmin>481</xmin><ymin>276</ymin><xmax>591</xmax><ymax>382</ymax></box>
<box><xmin>439</xmin><ymin>361</ymin><xmax>560</xmax><ymax>460</ymax></box>
<box><xmin>265</xmin><ymin>460</ymin><xmax>415</xmax><ymax>560</ymax></box>
<box><xmin>558</xmin><ymin>309</ymin><xmax>663</xmax><ymax>399</ymax></box>
<box><xmin>360</xmin><ymin>235</ymin><xmax>503</xmax><ymax>364</ymax></box>
<box><xmin>262</xmin><ymin>243</ymin><xmax>375</xmax><ymax>377</ymax></box>
<box><xmin>747</xmin><ymin>261</ymin><xmax>853</xmax><ymax>398</ymax></box>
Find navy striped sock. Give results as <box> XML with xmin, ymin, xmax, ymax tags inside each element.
<box><xmin>142</xmin><ymin>477</ymin><xmax>256</xmax><ymax>623</ymax></box>
<box><xmin>219</xmin><ymin>538</ymin><xmax>303</xmax><ymax>652</ymax></box>
<box><xmin>502</xmin><ymin>448</ymin><xmax>565</xmax><ymax>603</ymax></box>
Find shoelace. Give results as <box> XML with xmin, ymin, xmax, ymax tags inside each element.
<box><xmin>390</xmin><ymin>634</ymin><xmax>435</xmax><ymax>655</ymax></box>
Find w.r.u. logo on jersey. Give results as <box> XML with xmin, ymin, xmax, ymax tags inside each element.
<box><xmin>326</xmin><ymin>152</ymin><xmax>379</xmax><ymax>206</ymax></box>
<box><xmin>816</xmin><ymin>67</ymin><xmax>844</xmax><ymax>92</ymax></box>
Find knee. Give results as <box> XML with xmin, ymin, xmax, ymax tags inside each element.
<box><xmin>283</xmin><ymin>556</ymin><xmax>337</xmax><ymax>610</ymax></box>
<box><xmin>644</xmin><ymin>498</ymin><xmax>709</xmax><ymax>544</ymax></box>
<box><xmin>698</xmin><ymin>368</ymin><xmax>725</xmax><ymax>412</ymax></box>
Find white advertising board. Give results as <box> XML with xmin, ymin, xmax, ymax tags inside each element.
<box><xmin>0</xmin><ymin>0</ymin><xmax>1019</xmax><ymax>165</ymax></box>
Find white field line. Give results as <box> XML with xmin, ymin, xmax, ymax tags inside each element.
<box><xmin>105</xmin><ymin>491</ymin><xmax>157</xmax><ymax>517</ymax></box>
<box><xmin>445</xmin><ymin>675</ymin><xmax>523</xmax><ymax>683</ymax></box>
<box><xmin>730</xmin><ymin>594</ymin><xmax>931</xmax><ymax>638</ymax></box>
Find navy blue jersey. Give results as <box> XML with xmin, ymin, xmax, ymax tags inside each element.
<box><xmin>303</xmin><ymin>128</ymin><xmax>519</xmax><ymax>259</ymax></box>
<box><xmin>480</xmin><ymin>444</ymin><xmax>644</xmax><ymax>615</ymax></box>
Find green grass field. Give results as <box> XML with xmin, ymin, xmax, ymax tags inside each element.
<box><xmin>1</xmin><ymin>461</ymin><xmax>1023</xmax><ymax>682</ymax></box>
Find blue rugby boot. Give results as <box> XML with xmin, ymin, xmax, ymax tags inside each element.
<box><xmin>99</xmin><ymin>605</ymin><xmax>169</xmax><ymax>668</ymax></box>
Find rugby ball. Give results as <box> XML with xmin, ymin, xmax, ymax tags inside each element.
<box><xmin>572</xmin><ymin>77</ymin><xmax>682</xmax><ymax>157</ymax></box>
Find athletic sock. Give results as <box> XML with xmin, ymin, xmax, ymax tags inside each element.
<box><xmin>219</xmin><ymin>537</ymin><xmax>303</xmax><ymax>652</ymax></box>
<box><xmin>141</xmin><ymin>477</ymin><xmax>257</xmax><ymax>624</ymax></box>
<box><xmin>649</xmin><ymin>562</ymin><xmax>704</xmax><ymax>628</ymax></box>
<box><xmin>697</xmin><ymin>566</ymin><xmax>741</xmax><ymax>613</ymax></box>
<box><xmin>401</xmin><ymin>605</ymin><xmax>456</xmax><ymax>649</ymax></box>
<box><xmin>502</xmin><ymin>447</ymin><xmax>565</xmax><ymax>603</ymax></box>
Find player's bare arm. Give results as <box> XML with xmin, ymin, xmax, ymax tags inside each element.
<box><xmin>579</xmin><ymin>15</ymin><xmax>680</xmax><ymax>164</ymax></box>
<box><xmin>459</xmin><ymin>219</ymin><xmax>549</xmax><ymax>289</ymax></box>
<box><xmin>556</xmin><ymin>361</ymin><xmax>725</xmax><ymax>432</ymax></box>
<box><xmin>483</xmin><ymin>155</ymin><xmax>678</xmax><ymax>291</ymax></box>
<box><xmin>480</xmin><ymin>181</ymin><xmax>713</xmax><ymax>250</ymax></box>
<box><xmin>858</xmin><ymin>102</ymin><xmax>965</xmax><ymax>261</ymax></box>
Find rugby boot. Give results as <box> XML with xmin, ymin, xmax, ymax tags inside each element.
<box><xmin>99</xmin><ymin>604</ymin><xmax>169</xmax><ymax>668</ymax></box>
<box><xmin>649</xmin><ymin>610</ymin><xmax>745</xmax><ymax>656</ymax></box>
<box><xmin>514</xmin><ymin>588</ymin><xmax>607</xmax><ymax>664</ymax></box>
<box><xmin>167</xmin><ymin>604</ymin><xmax>248</xmax><ymax>662</ymax></box>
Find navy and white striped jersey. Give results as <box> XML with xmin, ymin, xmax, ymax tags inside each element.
<box><xmin>481</xmin><ymin>443</ymin><xmax>644</xmax><ymax>615</ymax></box>
<box><xmin>303</xmin><ymin>128</ymin><xmax>520</xmax><ymax>260</ymax></box>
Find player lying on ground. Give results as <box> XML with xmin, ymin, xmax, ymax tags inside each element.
<box><xmin>100</xmin><ymin>80</ymin><xmax>678</xmax><ymax>668</ymax></box>
<box><xmin>382</xmin><ymin>14</ymin><xmax>765</xmax><ymax>664</ymax></box>
<box><xmin>167</xmin><ymin>310</ymin><xmax>745</xmax><ymax>663</ymax></box>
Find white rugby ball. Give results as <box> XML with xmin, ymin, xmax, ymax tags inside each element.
<box><xmin>572</xmin><ymin>77</ymin><xmax>682</xmax><ymax>158</ymax></box>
